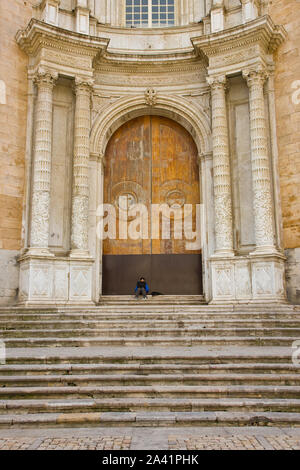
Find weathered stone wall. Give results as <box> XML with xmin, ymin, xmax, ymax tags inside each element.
<box><xmin>269</xmin><ymin>0</ymin><xmax>300</xmax><ymax>303</ymax></box>
<box><xmin>0</xmin><ymin>0</ymin><xmax>35</xmax><ymax>303</ymax></box>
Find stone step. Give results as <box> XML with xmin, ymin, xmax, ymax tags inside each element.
<box><xmin>3</xmin><ymin>301</ymin><xmax>296</xmax><ymax>311</ymax></box>
<box><xmin>1</xmin><ymin>315</ymin><xmax>300</xmax><ymax>323</ymax></box>
<box><xmin>2</xmin><ymin>335</ymin><xmax>297</xmax><ymax>347</ymax></box>
<box><xmin>1</xmin><ymin>398</ymin><xmax>300</xmax><ymax>414</ymax></box>
<box><xmin>1</xmin><ymin>385</ymin><xmax>300</xmax><ymax>400</ymax></box>
<box><xmin>5</xmin><ymin>351</ymin><xmax>294</xmax><ymax>365</ymax></box>
<box><xmin>1</xmin><ymin>327</ymin><xmax>300</xmax><ymax>339</ymax></box>
<box><xmin>0</xmin><ymin>362</ymin><xmax>298</xmax><ymax>376</ymax></box>
<box><xmin>2</xmin><ymin>319</ymin><xmax>300</xmax><ymax>330</ymax></box>
<box><xmin>1</xmin><ymin>311</ymin><xmax>299</xmax><ymax>321</ymax></box>
<box><xmin>101</xmin><ymin>295</ymin><xmax>205</xmax><ymax>303</ymax></box>
<box><xmin>1</xmin><ymin>373</ymin><xmax>300</xmax><ymax>387</ymax></box>
<box><xmin>0</xmin><ymin>305</ymin><xmax>297</xmax><ymax>316</ymax></box>
<box><xmin>1</xmin><ymin>410</ymin><xmax>300</xmax><ymax>428</ymax></box>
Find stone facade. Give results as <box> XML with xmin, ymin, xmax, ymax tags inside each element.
<box><xmin>0</xmin><ymin>0</ymin><xmax>35</xmax><ymax>304</ymax></box>
<box><xmin>0</xmin><ymin>0</ymin><xmax>298</xmax><ymax>305</ymax></box>
<box><xmin>268</xmin><ymin>0</ymin><xmax>300</xmax><ymax>304</ymax></box>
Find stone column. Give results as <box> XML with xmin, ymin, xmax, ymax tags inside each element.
<box><xmin>70</xmin><ymin>77</ymin><xmax>93</xmax><ymax>257</ymax></box>
<box><xmin>96</xmin><ymin>153</ymin><xmax>106</xmax><ymax>299</ymax></box>
<box><xmin>207</xmin><ymin>75</ymin><xmax>234</xmax><ymax>256</ymax></box>
<box><xmin>243</xmin><ymin>67</ymin><xmax>276</xmax><ymax>252</ymax></box>
<box><xmin>29</xmin><ymin>68</ymin><xmax>57</xmax><ymax>254</ymax></box>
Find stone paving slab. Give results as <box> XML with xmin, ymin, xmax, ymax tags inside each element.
<box><xmin>0</xmin><ymin>427</ymin><xmax>300</xmax><ymax>450</ymax></box>
<box><xmin>0</xmin><ymin>436</ymin><xmax>131</xmax><ymax>450</ymax></box>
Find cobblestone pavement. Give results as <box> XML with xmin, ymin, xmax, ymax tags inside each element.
<box><xmin>0</xmin><ymin>436</ymin><xmax>131</xmax><ymax>450</ymax></box>
<box><xmin>168</xmin><ymin>435</ymin><xmax>300</xmax><ymax>450</ymax></box>
<box><xmin>1</xmin><ymin>427</ymin><xmax>300</xmax><ymax>450</ymax></box>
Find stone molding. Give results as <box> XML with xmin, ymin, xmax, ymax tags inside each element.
<box><xmin>90</xmin><ymin>94</ymin><xmax>212</xmax><ymax>158</ymax></box>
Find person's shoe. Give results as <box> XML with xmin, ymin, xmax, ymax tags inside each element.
<box><xmin>143</xmin><ymin>296</ymin><xmax>147</xmax><ymax>300</ymax></box>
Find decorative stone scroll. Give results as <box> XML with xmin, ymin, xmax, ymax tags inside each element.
<box><xmin>144</xmin><ymin>88</ymin><xmax>157</xmax><ymax>106</ymax></box>
<box><xmin>243</xmin><ymin>67</ymin><xmax>276</xmax><ymax>252</ymax></box>
<box><xmin>30</xmin><ymin>68</ymin><xmax>58</xmax><ymax>252</ymax></box>
<box><xmin>71</xmin><ymin>77</ymin><xmax>94</xmax><ymax>255</ymax></box>
<box><xmin>207</xmin><ymin>75</ymin><xmax>234</xmax><ymax>255</ymax></box>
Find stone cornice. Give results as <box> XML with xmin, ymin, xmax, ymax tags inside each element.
<box><xmin>101</xmin><ymin>49</ymin><xmax>197</xmax><ymax>66</ymax></box>
<box><xmin>16</xmin><ymin>18</ymin><xmax>109</xmax><ymax>59</ymax></box>
<box><xmin>191</xmin><ymin>15</ymin><xmax>287</xmax><ymax>58</ymax></box>
<box><xmin>94</xmin><ymin>59</ymin><xmax>206</xmax><ymax>76</ymax></box>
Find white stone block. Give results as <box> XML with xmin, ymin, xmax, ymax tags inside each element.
<box><xmin>53</xmin><ymin>263</ymin><xmax>69</xmax><ymax>300</ymax></box>
<box><xmin>0</xmin><ymin>80</ymin><xmax>6</xmax><ymax>105</ymax></box>
<box><xmin>41</xmin><ymin>0</ymin><xmax>60</xmax><ymax>26</ymax></box>
<box><xmin>211</xmin><ymin>260</ymin><xmax>235</xmax><ymax>300</ymax></box>
<box><xmin>241</xmin><ymin>0</ymin><xmax>258</xmax><ymax>24</ymax></box>
<box><xmin>234</xmin><ymin>261</ymin><xmax>252</xmax><ymax>299</ymax></box>
<box><xmin>76</xmin><ymin>8</ymin><xmax>90</xmax><ymax>34</ymax></box>
<box><xmin>211</xmin><ymin>8</ymin><xmax>224</xmax><ymax>33</ymax></box>
<box><xmin>69</xmin><ymin>262</ymin><xmax>92</xmax><ymax>301</ymax></box>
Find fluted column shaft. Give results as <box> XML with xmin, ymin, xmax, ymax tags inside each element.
<box><xmin>207</xmin><ymin>75</ymin><xmax>234</xmax><ymax>255</ymax></box>
<box><xmin>71</xmin><ymin>78</ymin><xmax>93</xmax><ymax>255</ymax></box>
<box><xmin>30</xmin><ymin>69</ymin><xmax>57</xmax><ymax>252</ymax></box>
<box><xmin>243</xmin><ymin>68</ymin><xmax>276</xmax><ymax>251</ymax></box>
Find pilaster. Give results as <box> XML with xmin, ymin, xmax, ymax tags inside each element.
<box><xmin>28</xmin><ymin>68</ymin><xmax>58</xmax><ymax>255</ymax></box>
<box><xmin>207</xmin><ymin>74</ymin><xmax>234</xmax><ymax>257</ymax></box>
<box><xmin>70</xmin><ymin>78</ymin><xmax>94</xmax><ymax>258</ymax></box>
<box><xmin>243</xmin><ymin>67</ymin><xmax>276</xmax><ymax>254</ymax></box>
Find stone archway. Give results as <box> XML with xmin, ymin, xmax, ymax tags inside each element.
<box><xmin>90</xmin><ymin>94</ymin><xmax>212</xmax><ymax>301</ymax></box>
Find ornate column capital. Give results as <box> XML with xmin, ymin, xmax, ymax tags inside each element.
<box><xmin>33</xmin><ymin>67</ymin><xmax>58</xmax><ymax>88</ymax></box>
<box><xmin>74</xmin><ymin>77</ymin><xmax>94</xmax><ymax>95</ymax></box>
<box><xmin>90</xmin><ymin>152</ymin><xmax>106</xmax><ymax>167</ymax></box>
<box><xmin>207</xmin><ymin>74</ymin><xmax>227</xmax><ymax>90</ymax></box>
<box><xmin>198</xmin><ymin>152</ymin><xmax>213</xmax><ymax>164</ymax></box>
<box><xmin>242</xmin><ymin>67</ymin><xmax>269</xmax><ymax>88</ymax></box>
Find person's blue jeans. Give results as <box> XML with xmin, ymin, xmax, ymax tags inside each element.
<box><xmin>135</xmin><ymin>288</ymin><xmax>147</xmax><ymax>298</ymax></box>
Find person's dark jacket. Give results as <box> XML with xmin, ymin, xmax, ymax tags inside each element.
<box><xmin>135</xmin><ymin>281</ymin><xmax>149</xmax><ymax>293</ymax></box>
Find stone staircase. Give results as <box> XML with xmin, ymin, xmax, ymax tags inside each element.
<box><xmin>0</xmin><ymin>297</ymin><xmax>300</xmax><ymax>428</ymax></box>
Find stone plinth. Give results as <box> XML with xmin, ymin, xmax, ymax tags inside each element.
<box><xmin>18</xmin><ymin>254</ymin><xmax>94</xmax><ymax>306</ymax></box>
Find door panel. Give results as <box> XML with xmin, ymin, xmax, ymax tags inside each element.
<box><xmin>102</xmin><ymin>254</ymin><xmax>202</xmax><ymax>295</ymax></box>
<box><xmin>151</xmin><ymin>116</ymin><xmax>200</xmax><ymax>255</ymax></box>
<box><xmin>103</xmin><ymin>115</ymin><xmax>151</xmax><ymax>255</ymax></box>
<box><xmin>103</xmin><ymin>115</ymin><xmax>202</xmax><ymax>295</ymax></box>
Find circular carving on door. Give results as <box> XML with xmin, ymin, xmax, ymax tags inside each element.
<box><xmin>112</xmin><ymin>181</ymin><xmax>147</xmax><ymax>221</ymax></box>
<box><xmin>166</xmin><ymin>189</ymin><xmax>186</xmax><ymax>209</ymax></box>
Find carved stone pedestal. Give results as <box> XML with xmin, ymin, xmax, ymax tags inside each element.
<box><xmin>18</xmin><ymin>254</ymin><xmax>94</xmax><ymax>306</ymax></box>
<box><xmin>210</xmin><ymin>253</ymin><xmax>286</xmax><ymax>304</ymax></box>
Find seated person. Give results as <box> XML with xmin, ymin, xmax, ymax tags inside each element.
<box><xmin>134</xmin><ymin>277</ymin><xmax>149</xmax><ymax>300</ymax></box>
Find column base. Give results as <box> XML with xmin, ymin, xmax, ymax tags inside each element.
<box><xmin>26</xmin><ymin>247</ymin><xmax>55</xmax><ymax>257</ymax></box>
<box><xmin>250</xmin><ymin>246</ymin><xmax>279</xmax><ymax>255</ymax></box>
<box><xmin>69</xmin><ymin>249</ymin><xmax>92</xmax><ymax>259</ymax></box>
<box><xmin>210</xmin><ymin>252</ymin><xmax>286</xmax><ymax>304</ymax></box>
<box><xmin>18</xmin><ymin>253</ymin><xmax>95</xmax><ymax>306</ymax></box>
<box><xmin>211</xmin><ymin>250</ymin><xmax>235</xmax><ymax>259</ymax></box>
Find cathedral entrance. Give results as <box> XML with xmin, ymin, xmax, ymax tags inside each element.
<box><xmin>102</xmin><ymin>115</ymin><xmax>202</xmax><ymax>295</ymax></box>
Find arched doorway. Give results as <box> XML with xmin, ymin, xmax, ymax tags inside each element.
<box><xmin>102</xmin><ymin>115</ymin><xmax>202</xmax><ymax>295</ymax></box>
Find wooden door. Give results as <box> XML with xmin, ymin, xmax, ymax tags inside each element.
<box><xmin>102</xmin><ymin>115</ymin><xmax>202</xmax><ymax>295</ymax></box>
